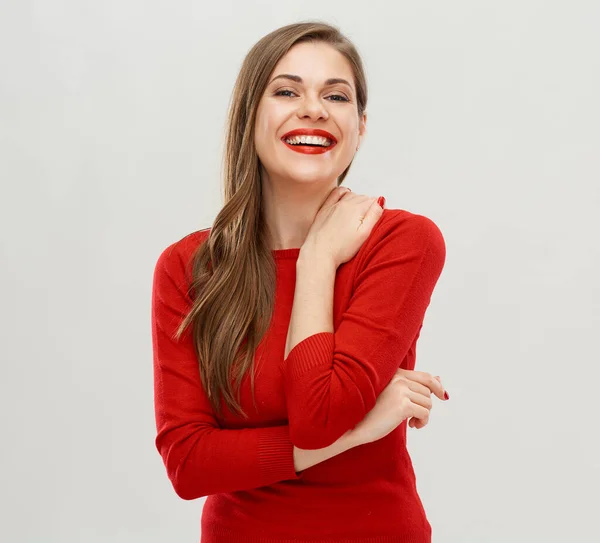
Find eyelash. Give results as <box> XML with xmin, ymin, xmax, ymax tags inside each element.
<box><xmin>274</xmin><ymin>89</ymin><xmax>349</xmax><ymax>102</ymax></box>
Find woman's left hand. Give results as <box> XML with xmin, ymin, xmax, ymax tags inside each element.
<box><xmin>408</xmin><ymin>375</ymin><xmax>444</xmax><ymax>429</ymax></box>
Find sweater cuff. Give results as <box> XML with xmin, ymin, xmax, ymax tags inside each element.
<box><xmin>280</xmin><ymin>332</ymin><xmax>335</xmax><ymax>379</ymax></box>
<box><xmin>257</xmin><ymin>426</ymin><xmax>304</xmax><ymax>481</ymax></box>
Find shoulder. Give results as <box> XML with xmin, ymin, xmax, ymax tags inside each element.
<box><xmin>353</xmin><ymin>207</ymin><xmax>446</xmax><ymax>274</ymax></box>
<box><xmin>371</xmin><ymin>208</ymin><xmax>445</xmax><ymax>251</ymax></box>
<box><xmin>153</xmin><ymin>227</ymin><xmax>212</xmax><ymax>279</ymax></box>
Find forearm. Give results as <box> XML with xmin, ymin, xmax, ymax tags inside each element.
<box><xmin>293</xmin><ymin>429</ymin><xmax>357</xmax><ymax>472</ymax></box>
<box><xmin>155</xmin><ymin>423</ymin><xmax>305</xmax><ymax>500</ymax></box>
<box><xmin>284</xmin><ymin>247</ymin><xmax>337</xmax><ymax>359</ymax></box>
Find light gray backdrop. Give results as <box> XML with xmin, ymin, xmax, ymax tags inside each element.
<box><xmin>1</xmin><ymin>1</ymin><xmax>598</xmax><ymax>542</ymax></box>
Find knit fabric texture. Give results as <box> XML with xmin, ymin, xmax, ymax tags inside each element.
<box><xmin>151</xmin><ymin>208</ymin><xmax>446</xmax><ymax>542</ymax></box>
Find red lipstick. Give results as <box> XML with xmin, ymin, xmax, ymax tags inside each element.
<box><xmin>281</xmin><ymin>128</ymin><xmax>338</xmax><ymax>155</ymax></box>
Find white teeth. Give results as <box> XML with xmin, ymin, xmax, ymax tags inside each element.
<box><xmin>285</xmin><ymin>135</ymin><xmax>332</xmax><ymax>146</ymax></box>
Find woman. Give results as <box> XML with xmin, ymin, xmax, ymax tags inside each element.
<box><xmin>151</xmin><ymin>21</ymin><xmax>449</xmax><ymax>542</ymax></box>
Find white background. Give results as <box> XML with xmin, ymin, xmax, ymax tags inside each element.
<box><xmin>1</xmin><ymin>1</ymin><xmax>599</xmax><ymax>541</ymax></box>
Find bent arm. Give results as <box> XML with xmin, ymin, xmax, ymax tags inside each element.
<box><xmin>154</xmin><ymin>340</ymin><xmax>356</xmax><ymax>500</ymax></box>
<box><xmin>152</xmin><ymin>240</ymin><xmax>356</xmax><ymax>500</ymax></box>
<box><xmin>281</xmin><ymin>213</ymin><xmax>446</xmax><ymax>450</ymax></box>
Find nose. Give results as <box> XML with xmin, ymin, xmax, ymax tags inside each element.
<box><xmin>296</xmin><ymin>92</ymin><xmax>329</xmax><ymax>121</ymax></box>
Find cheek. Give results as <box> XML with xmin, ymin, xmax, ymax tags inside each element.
<box><xmin>254</xmin><ymin>111</ymin><xmax>282</xmax><ymax>170</ymax></box>
<box><xmin>255</xmin><ymin>113</ymin><xmax>282</xmax><ymax>155</ymax></box>
<box><xmin>256</xmin><ymin>113</ymin><xmax>274</xmax><ymax>141</ymax></box>
<box><xmin>342</xmin><ymin>116</ymin><xmax>360</xmax><ymax>141</ymax></box>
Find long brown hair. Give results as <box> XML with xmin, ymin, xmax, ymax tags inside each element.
<box><xmin>174</xmin><ymin>21</ymin><xmax>368</xmax><ymax>419</ymax></box>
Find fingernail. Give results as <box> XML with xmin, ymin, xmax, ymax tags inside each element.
<box><xmin>377</xmin><ymin>196</ymin><xmax>386</xmax><ymax>208</ymax></box>
<box><xmin>444</xmin><ymin>391</ymin><xmax>450</xmax><ymax>400</ymax></box>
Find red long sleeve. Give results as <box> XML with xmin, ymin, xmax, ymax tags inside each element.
<box><xmin>151</xmin><ymin>240</ymin><xmax>302</xmax><ymax>500</ymax></box>
<box><xmin>151</xmin><ymin>208</ymin><xmax>445</xmax><ymax>542</ymax></box>
<box><xmin>280</xmin><ymin>214</ymin><xmax>446</xmax><ymax>450</ymax></box>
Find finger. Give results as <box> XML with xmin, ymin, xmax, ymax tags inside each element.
<box><xmin>399</xmin><ymin>369</ymin><xmax>446</xmax><ymax>401</ymax></box>
<box><xmin>413</xmin><ymin>416</ymin><xmax>429</xmax><ymax>429</ymax></box>
<box><xmin>337</xmin><ymin>186</ymin><xmax>353</xmax><ymax>199</ymax></box>
<box><xmin>359</xmin><ymin>196</ymin><xmax>385</xmax><ymax>230</ymax></box>
<box><xmin>408</xmin><ymin>403</ymin><xmax>429</xmax><ymax>422</ymax></box>
<box><xmin>409</xmin><ymin>417</ymin><xmax>427</xmax><ymax>429</ymax></box>
<box><xmin>404</xmin><ymin>379</ymin><xmax>432</xmax><ymax>398</ymax></box>
<box><xmin>334</xmin><ymin>185</ymin><xmax>352</xmax><ymax>200</ymax></box>
<box><xmin>322</xmin><ymin>186</ymin><xmax>352</xmax><ymax>209</ymax></box>
<box><xmin>434</xmin><ymin>375</ymin><xmax>449</xmax><ymax>400</ymax></box>
<box><xmin>409</xmin><ymin>417</ymin><xmax>426</xmax><ymax>429</ymax></box>
<box><xmin>407</xmin><ymin>390</ymin><xmax>433</xmax><ymax>411</ymax></box>
<box><xmin>408</xmin><ymin>417</ymin><xmax>417</xmax><ymax>428</ymax></box>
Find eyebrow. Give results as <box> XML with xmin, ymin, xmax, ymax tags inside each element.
<box><xmin>268</xmin><ymin>73</ymin><xmax>353</xmax><ymax>90</ymax></box>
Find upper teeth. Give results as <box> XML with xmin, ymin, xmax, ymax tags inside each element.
<box><xmin>285</xmin><ymin>135</ymin><xmax>332</xmax><ymax>146</ymax></box>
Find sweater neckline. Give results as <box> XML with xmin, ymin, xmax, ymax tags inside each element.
<box><xmin>271</xmin><ymin>248</ymin><xmax>301</xmax><ymax>259</ymax></box>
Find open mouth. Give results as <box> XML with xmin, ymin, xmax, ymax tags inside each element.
<box><xmin>284</xmin><ymin>135</ymin><xmax>333</xmax><ymax>147</ymax></box>
<box><xmin>281</xmin><ymin>133</ymin><xmax>337</xmax><ymax>154</ymax></box>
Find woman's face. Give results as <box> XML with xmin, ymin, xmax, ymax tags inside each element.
<box><xmin>254</xmin><ymin>41</ymin><xmax>366</xmax><ymax>187</ymax></box>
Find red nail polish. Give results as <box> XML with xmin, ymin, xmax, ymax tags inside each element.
<box><xmin>444</xmin><ymin>391</ymin><xmax>450</xmax><ymax>400</ymax></box>
<box><xmin>377</xmin><ymin>196</ymin><xmax>385</xmax><ymax>208</ymax></box>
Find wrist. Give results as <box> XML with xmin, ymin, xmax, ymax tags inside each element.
<box><xmin>298</xmin><ymin>244</ymin><xmax>338</xmax><ymax>270</ymax></box>
<box><xmin>338</xmin><ymin>429</ymin><xmax>361</xmax><ymax>451</ymax></box>
<box><xmin>292</xmin><ymin>430</ymin><xmax>359</xmax><ymax>473</ymax></box>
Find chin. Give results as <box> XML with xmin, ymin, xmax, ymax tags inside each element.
<box><xmin>279</xmin><ymin>161</ymin><xmax>342</xmax><ymax>182</ymax></box>
<box><xmin>286</xmin><ymin>170</ymin><xmax>338</xmax><ymax>185</ymax></box>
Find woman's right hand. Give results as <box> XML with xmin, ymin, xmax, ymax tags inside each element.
<box><xmin>302</xmin><ymin>186</ymin><xmax>386</xmax><ymax>268</ymax></box>
<box><xmin>349</xmin><ymin>369</ymin><xmax>448</xmax><ymax>446</ymax></box>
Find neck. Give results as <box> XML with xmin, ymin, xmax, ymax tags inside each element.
<box><xmin>261</xmin><ymin>170</ymin><xmax>338</xmax><ymax>250</ymax></box>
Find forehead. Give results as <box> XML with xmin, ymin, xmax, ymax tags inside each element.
<box><xmin>269</xmin><ymin>41</ymin><xmax>355</xmax><ymax>86</ymax></box>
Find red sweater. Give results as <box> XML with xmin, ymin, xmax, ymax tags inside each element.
<box><xmin>151</xmin><ymin>208</ymin><xmax>446</xmax><ymax>542</ymax></box>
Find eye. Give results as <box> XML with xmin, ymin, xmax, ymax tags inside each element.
<box><xmin>273</xmin><ymin>89</ymin><xmax>349</xmax><ymax>102</ymax></box>
<box><xmin>274</xmin><ymin>89</ymin><xmax>297</xmax><ymax>97</ymax></box>
<box><xmin>327</xmin><ymin>94</ymin><xmax>349</xmax><ymax>102</ymax></box>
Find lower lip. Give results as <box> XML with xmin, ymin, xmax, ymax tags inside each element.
<box><xmin>281</xmin><ymin>139</ymin><xmax>337</xmax><ymax>154</ymax></box>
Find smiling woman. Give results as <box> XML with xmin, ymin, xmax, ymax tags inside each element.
<box><xmin>151</xmin><ymin>20</ymin><xmax>446</xmax><ymax>543</ymax></box>
<box><xmin>255</xmin><ymin>40</ymin><xmax>365</xmax><ymax>182</ymax></box>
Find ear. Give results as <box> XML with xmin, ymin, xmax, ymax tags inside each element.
<box><xmin>357</xmin><ymin>111</ymin><xmax>367</xmax><ymax>149</ymax></box>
